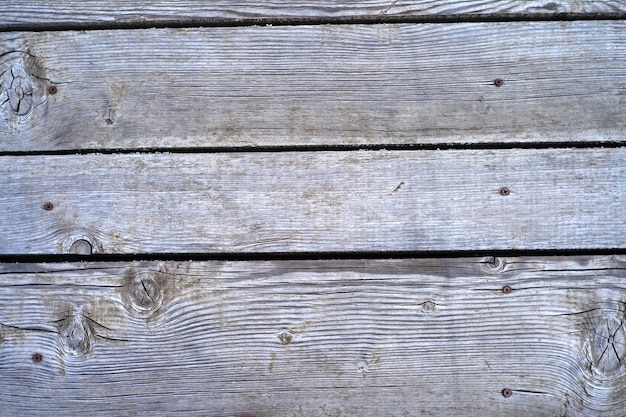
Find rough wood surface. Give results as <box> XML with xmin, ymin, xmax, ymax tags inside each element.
<box><xmin>1</xmin><ymin>148</ymin><xmax>624</xmax><ymax>255</ymax></box>
<box><xmin>1</xmin><ymin>256</ymin><xmax>626</xmax><ymax>416</ymax></box>
<box><xmin>1</xmin><ymin>0</ymin><xmax>625</xmax><ymax>29</ymax></box>
<box><xmin>1</xmin><ymin>21</ymin><xmax>625</xmax><ymax>152</ymax></box>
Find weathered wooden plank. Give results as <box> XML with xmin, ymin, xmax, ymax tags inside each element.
<box><xmin>1</xmin><ymin>148</ymin><xmax>624</xmax><ymax>255</ymax></box>
<box><xmin>1</xmin><ymin>256</ymin><xmax>626</xmax><ymax>416</ymax></box>
<box><xmin>1</xmin><ymin>21</ymin><xmax>624</xmax><ymax>152</ymax></box>
<box><xmin>1</xmin><ymin>0</ymin><xmax>625</xmax><ymax>29</ymax></box>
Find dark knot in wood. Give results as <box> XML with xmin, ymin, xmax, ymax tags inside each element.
<box><xmin>1</xmin><ymin>52</ymin><xmax>49</xmax><ymax>130</ymax></box>
<box><xmin>1</xmin><ymin>65</ymin><xmax>35</xmax><ymax>116</ymax></box>
<box><xmin>484</xmin><ymin>256</ymin><xmax>505</xmax><ymax>273</ymax></box>
<box><xmin>57</xmin><ymin>313</ymin><xmax>93</xmax><ymax>355</ymax></box>
<box><xmin>62</xmin><ymin>233</ymin><xmax>98</xmax><ymax>255</ymax></box>
<box><xmin>122</xmin><ymin>268</ymin><xmax>166</xmax><ymax>319</ymax></box>
<box><xmin>574</xmin><ymin>299</ymin><xmax>626</xmax><ymax>384</ymax></box>
<box><xmin>278</xmin><ymin>331</ymin><xmax>293</xmax><ymax>345</ymax></box>
<box><xmin>586</xmin><ymin>309</ymin><xmax>626</xmax><ymax>376</ymax></box>
<box><xmin>69</xmin><ymin>239</ymin><xmax>93</xmax><ymax>255</ymax></box>
<box><xmin>421</xmin><ymin>300</ymin><xmax>436</xmax><ymax>313</ymax></box>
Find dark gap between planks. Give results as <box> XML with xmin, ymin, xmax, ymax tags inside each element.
<box><xmin>1</xmin><ymin>248</ymin><xmax>626</xmax><ymax>264</ymax></box>
<box><xmin>2</xmin><ymin>141</ymin><xmax>625</xmax><ymax>157</ymax></box>
<box><xmin>1</xmin><ymin>11</ymin><xmax>626</xmax><ymax>33</ymax></box>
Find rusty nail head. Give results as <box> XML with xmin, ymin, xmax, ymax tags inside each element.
<box><xmin>500</xmin><ymin>187</ymin><xmax>510</xmax><ymax>196</ymax></box>
<box><xmin>32</xmin><ymin>352</ymin><xmax>43</xmax><ymax>362</ymax></box>
<box><xmin>502</xmin><ymin>388</ymin><xmax>512</xmax><ymax>397</ymax></box>
<box><xmin>502</xmin><ymin>285</ymin><xmax>512</xmax><ymax>294</ymax></box>
<box><xmin>47</xmin><ymin>85</ymin><xmax>57</xmax><ymax>94</ymax></box>
<box><xmin>43</xmin><ymin>202</ymin><xmax>54</xmax><ymax>211</ymax></box>
<box><xmin>494</xmin><ymin>78</ymin><xmax>504</xmax><ymax>87</ymax></box>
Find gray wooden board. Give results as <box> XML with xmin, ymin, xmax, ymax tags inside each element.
<box><xmin>1</xmin><ymin>148</ymin><xmax>625</xmax><ymax>255</ymax></box>
<box><xmin>0</xmin><ymin>0</ymin><xmax>626</xmax><ymax>29</ymax></box>
<box><xmin>1</xmin><ymin>0</ymin><xmax>625</xmax><ymax>29</ymax></box>
<box><xmin>1</xmin><ymin>256</ymin><xmax>626</xmax><ymax>416</ymax></box>
<box><xmin>1</xmin><ymin>21</ymin><xmax>625</xmax><ymax>152</ymax></box>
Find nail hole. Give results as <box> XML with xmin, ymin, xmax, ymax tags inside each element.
<box><xmin>47</xmin><ymin>85</ymin><xmax>57</xmax><ymax>94</ymax></box>
<box><xmin>69</xmin><ymin>239</ymin><xmax>93</xmax><ymax>255</ymax></box>
<box><xmin>494</xmin><ymin>78</ymin><xmax>504</xmax><ymax>87</ymax></box>
<box><xmin>42</xmin><ymin>202</ymin><xmax>54</xmax><ymax>211</ymax></box>
<box><xmin>502</xmin><ymin>388</ymin><xmax>513</xmax><ymax>397</ymax></box>
<box><xmin>502</xmin><ymin>285</ymin><xmax>513</xmax><ymax>294</ymax></box>
<box><xmin>499</xmin><ymin>187</ymin><xmax>510</xmax><ymax>196</ymax></box>
<box><xmin>31</xmin><ymin>352</ymin><xmax>43</xmax><ymax>363</ymax></box>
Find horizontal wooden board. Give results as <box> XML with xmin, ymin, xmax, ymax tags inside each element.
<box><xmin>1</xmin><ymin>256</ymin><xmax>626</xmax><ymax>416</ymax></box>
<box><xmin>1</xmin><ymin>1</ymin><xmax>625</xmax><ymax>29</ymax></box>
<box><xmin>1</xmin><ymin>21</ymin><xmax>625</xmax><ymax>152</ymax></box>
<box><xmin>1</xmin><ymin>148</ymin><xmax>624</xmax><ymax>255</ymax></box>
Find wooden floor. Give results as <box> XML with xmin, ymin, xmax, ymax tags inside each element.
<box><xmin>1</xmin><ymin>2</ymin><xmax>626</xmax><ymax>416</ymax></box>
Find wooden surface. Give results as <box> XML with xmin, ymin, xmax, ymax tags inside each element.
<box><xmin>2</xmin><ymin>0</ymin><xmax>625</xmax><ymax>30</ymax></box>
<box><xmin>2</xmin><ymin>2</ymin><xmax>626</xmax><ymax>415</ymax></box>
<box><xmin>1</xmin><ymin>148</ymin><xmax>625</xmax><ymax>255</ymax></box>
<box><xmin>1</xmin><ymin>256</ymin><xmax>626</xmax><ymax>416</ymax></box>
<box><xmin>1</xmin><ymin>21</ymin><xmax>625</xmax><ymax>152</ymax></box>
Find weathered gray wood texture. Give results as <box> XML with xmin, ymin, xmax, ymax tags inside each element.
<box><xmin>1</xmin><ymin>148</ymin><xmax>624</xmax><ymax>255</ymax></box>
<box><xmin>1</xmin><ymin>256</ymin><xmax>626</xmax><ymax>416</ymax></box>
<box><xmin>1</xmin><ymin>21</ymin><xmax>624</xmax><ymax>152</ymax></box>
<box><xmin>1</xmin><ymin>0</ymin><xmax>625</xmax><ymax>29</ymax></box>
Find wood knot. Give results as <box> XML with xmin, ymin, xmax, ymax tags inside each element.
<box><xmin>61</xmin><ymin>233</ymin><xmax>99</xmax><ymax>255</ymax></box>
<box><xmin>421</xmin><ymin>300</ymin><xmax>436</xmax><ymax>313</ymax></box>
<box><xmin>105</xmin><ymin>107</ymin><xmax>116</xmax><ymax>124</ymax></box>
<box><xmin>483</xmin><ymin>256</ymin><xmax>506</xmax><ymax>273</ymax></box>
<box><xmin>0</xmin><ymin>52</ymin><xmax>48</xmax><ymax>130</ymax></box>
<box><xmin>1</xmin><ymin>65</ymin><xmax>35</xmax><ymax>116</ymax></box>
<box><xmin>277</xmin><ymin>331</ymin><xmax>293</xmax><ymax>345</ymax></box>
<box><xmin>69</xmin><ymin>239</ymin><xmax>93</xmax><ymax>255</ymax></box>
<box><xmin>122</xmin><ymin>268</ymin><xmax>166</xmax><ymax>318</ymax></box>
<box><xmin>584</xmin><ymin>304</ymin><xmax>626</xmax><ymax>376</ymax></box>
<box><xmin>57</xmin><ymin>313</ymin><xmax>93</xmax><ymax>355</ymax></box>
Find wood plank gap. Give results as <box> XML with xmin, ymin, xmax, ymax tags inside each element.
<box><xmin>2</xmin><ymin>12</ymin><xmax>626</xmax><ymax>33</ymax></box>
<box><xmin>2</xmin><ymin>141</ymin><xmax>625</xmax><ymax>158</ymax></box>
<box><xmin>3</xmin><ymin>249</ymin><xmax>626</xmax><ymax>264</ymax></box>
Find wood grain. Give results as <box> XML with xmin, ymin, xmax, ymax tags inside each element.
<box><xmin>1</xmin><ymin>21</ymin><xmax>625</xmax><ymax>152</ymax></box>
<box><xmin>1</xmin><ymin>148</ymin><xmax>624</xmax><ymax>255</ymax></box>
<box><xmin>1</xmin><ymin>256</ymin><xmax>626</xmax><ymax>416</ymax></box>
<box><xmin>1</xmin><ymin>0</ymin><xmax>625</xmax><ymax>29</ymax></box>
